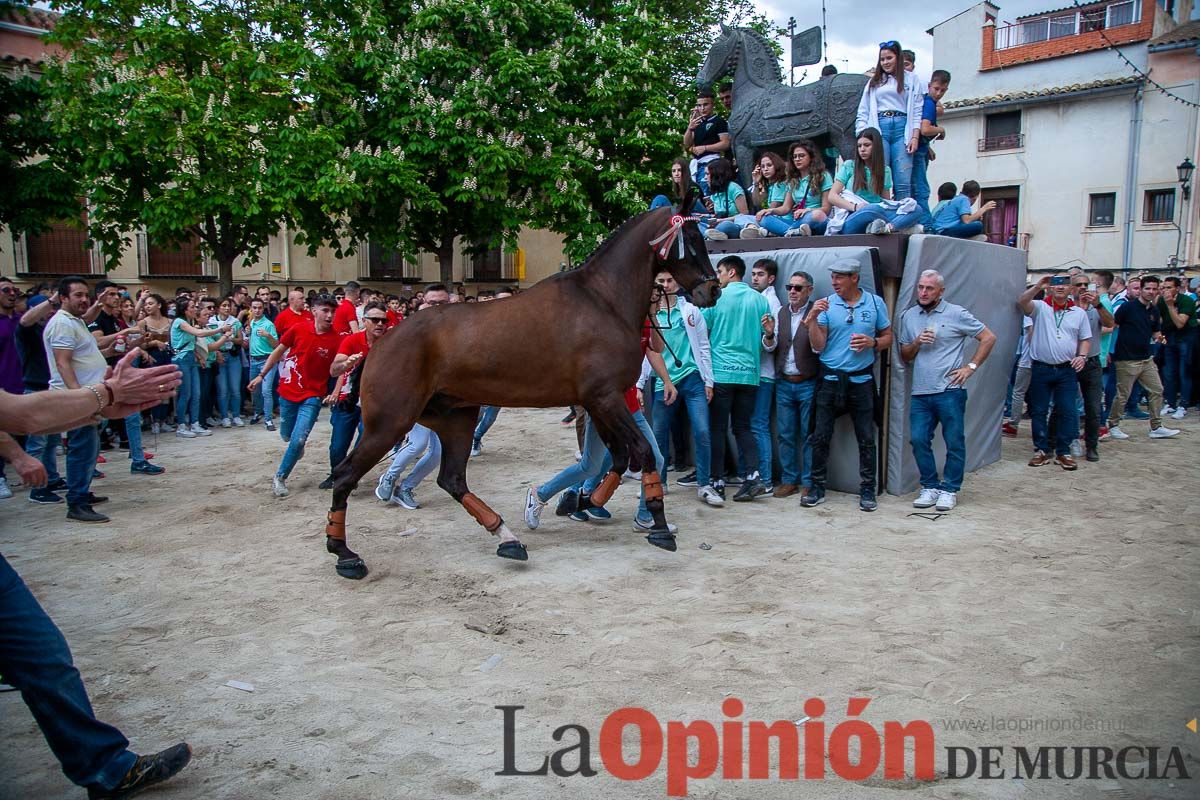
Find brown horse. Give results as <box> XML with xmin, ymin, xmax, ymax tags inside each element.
<box><xmin>324</xmin><ymin>202</ymin><xmax>719</xmax><ymax>579</ymax></box>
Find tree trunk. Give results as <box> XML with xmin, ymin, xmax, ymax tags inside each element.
<box><xmin>217</xmin><ymin>255</ymin><xmax>236</xmax><ymax>298</ymax></box>
<box><xmin>437</xmin><ymin>234</ymin><xmax>455</xmax><ymax>285</ymax></box>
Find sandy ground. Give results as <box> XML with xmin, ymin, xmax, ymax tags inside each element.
<box><xmin>2</xmin><ymin>407</ymin><xmax>1198</xmax><ymax>800</ymax></box>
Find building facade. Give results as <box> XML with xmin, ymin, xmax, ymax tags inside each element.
<box><xmin>0</xmin><ymin>7</ymin><xmax>569</xmax><ymax>294</ymax></box>
<box><xmin>927</xmin><ymin>0</ymin><xmax>1199</xmax><ymax>275</ymax></box>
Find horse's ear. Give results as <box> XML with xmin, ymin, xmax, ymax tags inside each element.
<box><xmin>679</xmin><ymin>185</ymin><xmax>698</xmax><ymax>217</ymax></box>
<box><xmin>719</xmin><ymin>22</ymin><xmax>730</xmax><ymax>35</ymax></box>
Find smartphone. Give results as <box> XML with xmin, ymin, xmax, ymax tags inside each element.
<box><xmin>1050</xmin><ymin>276</ymin><xmax>1070</xmax><ymax>286</ymax></box>
<box><xmin>1088</xmin><ymin>282</ymin><xmax>1097</xmax><ymax>292</ymax></box>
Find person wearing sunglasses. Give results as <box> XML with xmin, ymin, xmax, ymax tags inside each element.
<box><xmin>855</xmin><ymin>40</ymin><xmax>922</xmax><ymax>202</ymax></box>
<box><xmin>802</xmin><ymin>259</ymin><xmax>893</xmax><ymax>512</ymax></box>
<box><xmin>761</xmin><ymin>271</ymin><xmax>819</xmax><ymax>499</ymax></box>
<box><xmin>322</xmin><ymin>301</ymin><xmax>390</xmax><ymax>489</ymax></box>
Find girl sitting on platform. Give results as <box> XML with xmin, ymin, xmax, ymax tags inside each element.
<box><xmin>650</xmin><ymin>157</ymin><xmax>708</xmax><ymax>216</ymax></box>
<box><xmin>830</xmin><ymin>128</ymin><xmax>925</xmax><ymax>235</ymax></box>
<box><xmin>760</xmin><ymin>139</ymin><xmax>832</xmax><ymax>237</ymax></box>
<box><xmin>745</xmin><ymin>152</ymin><xmax>789</xmax><ymax>238</ymax></box>
<box><xmin>703</xmin><ymin>158</ymin><xmax>758</xmax><ymax>240</ymax></box>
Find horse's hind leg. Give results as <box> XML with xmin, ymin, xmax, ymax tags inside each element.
<box><xmin>328</xmin><ymin>418</ymin><xmax>414</xmax><ymax>579</ymax></box>
<box><xmin>429</xmin><ymin>407</ymin><xmax>529</xmax><ymax>562</ymax></box>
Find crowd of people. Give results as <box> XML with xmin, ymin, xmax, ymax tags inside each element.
<box><xmin>665</xmin><ymin>41</ymin><xmax>1005</xmax><ymax>243</ymax></box>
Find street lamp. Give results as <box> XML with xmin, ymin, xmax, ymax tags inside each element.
<box><xmin>1179</xmin><ymin>157</ymin><xmax>1195</xmax><ymax>201</ymax></box>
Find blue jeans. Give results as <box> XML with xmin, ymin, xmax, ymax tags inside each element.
<box><xmin>934</xmin><ymin>221</ymin><xmax>984</xmax><ymax>239</ymax></box>
<box><xmin>539</xmin><ymin>419</ymin><xmax>606</xmax><ymax>502</ymax></box>
<box><xmin>0</xmin><ymin>554</ymin><xmax>138</xmax><ymax>791</ymax></box>
<box><xmin>329</xmin><ymin>406</ymin><xmax>362</xmax><ymax>470</ymax></box>
<box><xmin>841</xmin><ymin>203</ymin><xmax>926</xmax><ymax>234</ymax></box>
<box><xmin>216</xmin><ymin>354</ymin><xmax>241</xmax><ymax>419</ymax></box>
<box><xmin>249</xmin><ymin>355</ymin><xmax>277</xmax><ymax>418</ymax></box>
<box><xmin>911</xmin><ymin>150</ymin><xmax>931</xmax><ymax>222</ymax></box>
<box><xmin>776</xmin><ymin>378</ymin><xmax>816</xmax><ymax>487</ymax></box>
<box><xmin>650</xmin><ymin>195</ymin><xmax>707</xmax><ymax>215</ymax></box>
<box><xmin>65</xmin><ymin>424</ymin><xmax>99</xmax><ymax>506</ymax></box>
<box><xmin>174</xmin><ymin>353</ymin><xmax>200</xmax><ymax>426</ymax></box>
<box><xmin>474</xmin><ymin>406</ymin><xmax>500</xmax><ymax>443</ymax></box>
<box><xmin>716</xmin><ymin>215</ymin><xmax>758</xmax><ymax>238</ymax></box>
<box><xmin>652</xmin><ymin>371</ymin><xmax>712</xmax><ymax>487</ymax></box>
<box><xmin>276</xmin><ymin>396</ymin><xmax>322</xmax><ymax>479</ymax></box>
<box><xmin>909</xmin><ymin>389</ymin><xmax>967</xmax><ymax>492</ymax></box>
<box><xmin>739</xmin><ymin>380</ymin><xmax>774</xmax><ymax>483</ymax></box>
<box><xmin>1162</xmin><ymin>329</ymin><xmax>1196</xmax><ymax>408</ymax></box>
<box><xmin>878</xmin><ymin>113</ymin><xmax>914</xmax><ymax>200</ymax></box>
<box><xmin>759</xmin><ymin>211</ymin><xmax>828</xmax><ymax>237</ymax></box>
<box><xmin>1028</xmin><ymin>362</ymin><xmax>1078</xmax><ymax>456</ymax></box>
<box><xmin>384</xmin><ymin>423</ymin><xmax>440</xmax><ymax>491</ymax></box>
<box><xmin>23</xmin><ymin>389</ymin><xmax>61</xmax><ymax>485</ymax></box>
<box><xmin>124</xmin><ymin>411</ymin><xmax>147</xmax><ymax>465</ymax></box>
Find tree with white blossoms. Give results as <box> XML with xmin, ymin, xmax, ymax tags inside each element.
<box><xmin>309</xmin><ymin>0</ymin><xmax>770</xmax><ymax>279</ymax></box>
<box><xmin>44</xmin><ymin>0</ymin><xmax>424</xmax><ymax>295</ymax></box>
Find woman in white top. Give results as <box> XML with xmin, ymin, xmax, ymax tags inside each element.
<box><xmin>855</xmin><ymin>40</ymin><xmax>922</xmax><ymax>201</ymax></box>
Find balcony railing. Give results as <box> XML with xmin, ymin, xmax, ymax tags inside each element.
<box><xmin>978</xmin><ymin>133</ymin><xmax>1024</xmax><ymax>152</ymax></box>
<box><xmin>993</xmin><ymin>0</ymin><xmax>1138</xmax><ymax>50</ymax></box>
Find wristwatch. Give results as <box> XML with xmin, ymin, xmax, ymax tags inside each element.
<box><xmin>967</xmin><ymin>362</ymin><xmax>978</xmax><ymax>371</ymax></box>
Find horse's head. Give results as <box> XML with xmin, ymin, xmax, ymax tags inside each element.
<box><xmin>656</xmin><ymin>189</ymin><xmax>720</xmax><ymax>308</ymax></box>
<box><xmin>697</xmin><ymin>25</ymin><xmax>738</xmax><ymax>90</ymax></box>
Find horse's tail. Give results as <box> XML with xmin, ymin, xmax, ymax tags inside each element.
<box><xmin>341</xmin><ymin>358</ymin><xmax>367</xmax><ymax>412</ymax></box>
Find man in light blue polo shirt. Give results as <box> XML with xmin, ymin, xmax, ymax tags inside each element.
<box><xmin>899</xmin><ymin>270</ymin><xmax>996</xmax><ymax>512</ymax></box>
<box><xmin>801</xmin><ymin>258</ymin><xmax>893</xmax><ymax>511</ymax></box>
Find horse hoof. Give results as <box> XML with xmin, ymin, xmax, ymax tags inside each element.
<box><xmin>335</xmin><ymin>558</ymin><xmax>368</xmax><ymax>579</ymax></box>
<box><xmin>497</xmin><ymin>541</ymin><xmax>529</xmax><ymax>561</ymax></box>
<box><xmin>645</xmin><ymin>531</ymin><xmax>677</xmax><ymax>552</ymax></box>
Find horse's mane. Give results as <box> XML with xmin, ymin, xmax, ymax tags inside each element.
<box><xmin>575</xmin><ymin>207</ymin><xmax>663</xmax><ymax>272</ymax></box>
<box><xmin>738</xmin><ymin>27</ymin><xmax>783</xmax><ymax>84</ymax></box>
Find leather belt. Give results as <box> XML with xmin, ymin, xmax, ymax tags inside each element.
<box><xmin>1032</xmin><ymin>359</ymin><xmax>1071</xmax><ymax>368</ymax></box>
<box><xmin>878</xmin><ymin>110</ymin><xmax>907</xmax><ymax>117</ymax></box>
<box><xmin>781</xmin><ymin>373</ymin><xmax>814</xmax><ymax>383</ymax></box>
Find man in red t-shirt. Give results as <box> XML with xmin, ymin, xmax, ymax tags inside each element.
<box><xmin>249</xmin><ymin>296</ymin><xmax>341</xmax><ymax>498</ymax></box>
<box><xmin>273</xmin><ymin>289</ymin><xmax>314</xmax><ymax>340</ymax></box>
<box><xmin>320</xmin><ymin>301</ymin><xmax>390</xmax><ymax>488</ymax></box>
<box><xmin>332</xmin><ymin>281</ymin><xmax>362</xmax><ymax>336</ymax></box>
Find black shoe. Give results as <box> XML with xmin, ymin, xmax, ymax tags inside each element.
<box><xmin>732</xmin><ymin>478</ymin><xmax>764</xmax><ymax>502</ymax></box>
<box><xmin>801</xmin><ymin>487</ymin><xmax>826</xmax><ymax>507</ymax></box>
<box><xmin>29</xmin><ymin>488</ymin><xmax>63</xmax><ymax>504</ymax></box>
<box><xmin>724</xmin><ymin>474</ymin><xmax>744</xmax><ymax>486</ymax></box>
<box><xmin>88</xmin><ymin>742</ymin><xmax>192</xmax><ymax>800</ymax></box>
<box><xmin>1085</xmin><ymin>446</ymin><xmax>1099</xmax><ymax>462</ymax></box>
<box><xmin>319</xmin><ymin>475</ymin><xmax>334</xmax><ymax>490</ymax></box>
<box><xmin>67</xmin><ymin>503</ymin><xmax>110</xmax><ymax>523</ymax></box>
<box><xmin>46</xmin><ymin>477</ymin><xmax>67</xmax><ymax>492</ymax></box>
<box><xmin>859</xmin><ymin>490</ymin><xmax>877</xmax><ymax>512</ymax></box>
<box><xmin>560</xmin><ymin>409</ymin><xmax>576</xmax><ymax>425</ymax></box>
<box><xmin>675</xmin><ymin>470</ymin><xmax>698</xmax><ymax>487</ymax></box>
<box><xmin>86</xmin><ymin>492</ymin><xmax>109</xmax><ymax>505</ymax></box>
<box><xmin>555</xmin><ymin>488</ymin><xmax>580</xmax><ymax>517</ymax></box>
<box><xmin>713</xmin><ymin>480</ymin><xmax>726</xmax><ymax>501</ymax></box>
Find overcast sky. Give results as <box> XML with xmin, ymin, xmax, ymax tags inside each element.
<box><xmin>754</xmin><ymin>0</ymin><xmax>1197</xmax><ymax>80</ymax></box>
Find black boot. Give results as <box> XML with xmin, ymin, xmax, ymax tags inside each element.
<box><xmin>67</xmin><ymin>504</ymin><xmax>109</xmax><ymax>523</ymax></box>
<box><xmin>88</xmin><ymin>742</ymin><xmax>192</xmax><ymax>799</ymax></box>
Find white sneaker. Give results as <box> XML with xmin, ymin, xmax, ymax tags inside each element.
<box><xmin>1172</xmin><ymin>407</ymin><xmax>1187</xmax><ymax>420</ymax></box>
<box><xmin>740</xmin><ymin>223</ymin><xmax>764</xmax><ymax>239</ymax></box>
<box><xmin>272</xmin><ymin>476</ymin><xmax>289</xmax><ymax>497</ymax></box>
<box><xmin>151</xmin><ymin>422</ymin><xmax>161</xmax><ymax>435</ymax></box>
<box><xmin>207</xmin><ymin>416</ymin><xmax>221</xmax><ymax>427</ymax></box>
<box><xmin>524</xmin><ymin>486</ymin><xmax>546</xmax><ymax>530</ymax></box>
<box><xmin>1107</xmin><ymin>426</ymin><xmax>1130</xmax><ymax>440</ymax></box>
<box><xmin>264</xmin><ymin>419</ymin><xmax>276</xmax><ymax>432</ymax></box>
<box><xmin>704</xmin><ymin>229</ymin><xmax>728</xmax><ymax>241</ymax></box>
<box><xmin>191</xmin><ymin>423</ymin><xmax>213</xmax><ymax>437</ymax></box>
<box><xmin>1149</xmin><ymin>426</ymin><xmax>1180</xmax><ymax>439</ymax></box>
<box><xmin>375</xmin><ymin>473</ymin><xmax>397</xmax><ymax>502</ymax></box>
<box><xmin>935</xmin><ymin>490</ymin><xmax>957</xmax><ymax>511</ymax></box>
<box><xmin>221</xmin><ymin>418</ymin><xmax>232</xmax><ymax>428</ymax></box>
<box><xmin>623</xmin><ymin>469</ymin><xmax>642</xmax><ymax>481</ymax></box>
<box><xmin>913</xmin><ymin>488</ymin><xmax>939</xmax><ymax>508</ymax></box>
<box><xmin>470</xmin><ymin>440</ymin><xmax>482</xmax><ymax>457</ymax></box>
<box><xmin>866</xmin><ymin>219</ymin><xmax>888</xmax><ymax>235</ymax></box>
<box><xmin>232</xmin><ymin>417</ymin><xmax>245</xmax><ymax>427</ymax></box>
<box><xmin>698</xmin><ymin>485</ymin><xmax>725</xmax><ymax>507</ymax></box>
<box><xmin>176</xmin><ymin>424</ymin><xmax>197</xmax><ymax>438</ymax></box>
<box><xmin>1069</xmin><ymin>439</ymin><xmax>1082</xmax><ymax>458</ymax></box>
<box><xmin>632</xmin><ymin>517</ymin><xmax>678</xmax><ymax>534</ymax></box>
<box><xmin>0</xmin><ymin>478</ymin><xmax>12</xmax><ymax>500</ymax></box>
<box><xmin>1162</xmin><ymin>405</ymin><xmax>1176</xmax><ymax>415</ymax></box>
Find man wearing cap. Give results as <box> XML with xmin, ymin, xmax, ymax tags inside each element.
<box><xmin>801</xmin><ymin>258</ymin><xmax>892</xmax><ymax>512</ymax></box>
<box><xmin>899</xmin><ymin>270</ymin><xmax>996</xmax><ymax>511</ymax></box>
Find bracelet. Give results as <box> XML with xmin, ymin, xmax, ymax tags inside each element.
<box><xmin>85</xmin><ymin>384</ymin><xmax>106</xmax><ymax>413</ymax></box>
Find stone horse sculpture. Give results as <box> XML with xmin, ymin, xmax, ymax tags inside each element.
<box><xmin>323</xmin><ymin>200</ymin><xmax>720</xmax><ymax>580</ymax></box>
<box><xmin>698</xmin><ymin>25</ymin><xmax>868</xmax><ymax>189</ymax></box>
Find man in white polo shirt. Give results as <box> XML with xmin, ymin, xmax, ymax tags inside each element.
<box><xmin>899</xmin><ymin>270</ymin><xmax>996</xmax><ymax>511</ymax></box>
<box><xmin>44</xmin><ymin>276</ymin><xmax>111</xmax><ymax>523</ymax></box>
<box><xmin>1018</xmin><ymin>274</ymin><xmax>1092</xmax><ymax>470</ymax></box>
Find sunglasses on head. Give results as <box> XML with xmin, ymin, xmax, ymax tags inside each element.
<box><xmin>880</xmin><ymin>40</ymin><xmax>899</xmax><ymax>48</ymax></box>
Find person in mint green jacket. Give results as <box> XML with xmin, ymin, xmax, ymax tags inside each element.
<box><xmin>701</xmin><ymin>255</ymin><xmax>771</xmax><ymax>503</ymax></box>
